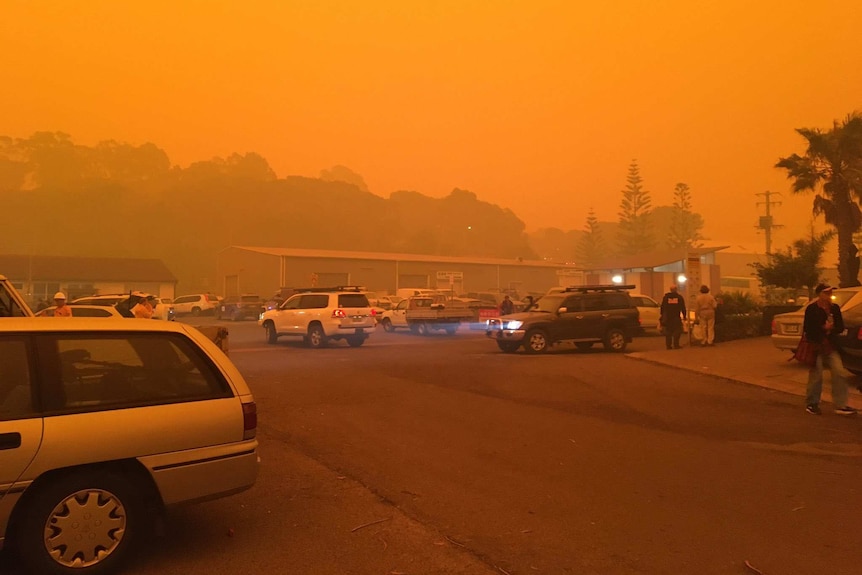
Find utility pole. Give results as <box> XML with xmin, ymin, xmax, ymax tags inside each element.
<box><xmin>756</xmin><ymin>191</ymin><xmax>783</xmax><ymax>258</ymax></box>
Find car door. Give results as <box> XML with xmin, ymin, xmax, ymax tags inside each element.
<box><xmin>632</xmin><ymin>296</ymin><xmax>660</xmax><ymax>330</ymax></box>
<box><xmin>392</xmin><ymin>299</ymin><xmax>409</xmax><ymax>328</ymax></box>
<box><xmin>0</xmin><ymin>336</ymin><xmax>43</xmax><ymax>501</ymax></box>
<box><xmin>274</xmin><ymin>295</ymin><xmax>303</xmax><ymax>334</ymax></box>
<box><xmin>551</xmin><ymin>294</ymin><xmax>584</xmax><ymax>340</ymax></box>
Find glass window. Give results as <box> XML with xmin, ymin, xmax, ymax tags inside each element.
<box><xmin>36</xmin><ymin>333</ymin><xmax>232</xmax><ymax>413</ymax></box>
<box><xmin>0</xmin><ymin>284</ymin><xmax>29</xmax><ymax>318</ymax></box>
<box><xmin>338</xmin><ymin>294</ymin><xmax>370</xmax><ymax>308</ymax></box>
<box><xmin>72</xmin><ymin>307</ymin><xmax>115</xmax><ymax>318</ymax></box>
<box><xmin>280</xmin><ymin>295</ymin><xmax>302</xmax><ymax>310</ymax></box>
<box><xmin>561</xmin><ymin>295</ymin><xmax>583</xmax><ymax>311</ymax></box>
<box><xmin>606</xmin><ymin>294</ymin><xmax>631</xmax><ymax>309</ymax></box>
<box><xmin>583</xmin><ymin>296</ymin><xmax>607</xmax><ymax>311</ymax></box>
<box><xmin>0</xmin><ymin>336</ymin><xmax>34</xmax><ymax>420</ymax></box>
<box><xmin>299</xmin><ymin>294</ymin><xmax>329</xmax><ymax>309</ymax></box>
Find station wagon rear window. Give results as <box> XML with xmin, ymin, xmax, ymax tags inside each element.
<box><xmin>34</xmin><ymin>332</ymin><xmax>232</xmax><ymax>413</ymax></box>
<box><xmin>339</xmin><ymin>294</ymin><xmax>369</xmax><ymax>307</ymax></box>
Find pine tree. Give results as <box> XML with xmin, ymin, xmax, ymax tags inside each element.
<box><xmin>576</xmin><ymin>207</ymin><xmax>607</xmax><ymax>267</ymax></box>
<box><xmin>617</xmin><ymin>160</ymin><xmax>655</xmax><ymax>255</ymax></box>
<box><xmin>667</xmin><ymin>182</ymin><xmax>705</xmax><ymax>249</ymax></box>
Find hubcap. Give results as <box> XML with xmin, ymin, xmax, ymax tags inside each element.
<box><xmin>44</xmin><ymin>489</ymin><xmax>126</xmax><ymax>568</ymax></box>
<box><xmin>310</xmin><ymin>330</ymin><xmax>321</xmax><ymax>345</ymax></box>
<box><xmin>610</xmin><ymin>332</ymin><xmax>624</xmax><ymax>349</ymax></box>
<box><xmin>529</xmin><ymin>333</ymin><xmax>546</xmax><ymax>351</ymax></box>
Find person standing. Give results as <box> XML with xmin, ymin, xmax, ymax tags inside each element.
<box><xmin>695</xmin><ymin>285</ymin><xmax>718</xmax><ymax>346</ymax></box>
<box><xmin>499</xmin><ymin>294</ymin><xmax>515</xmax><ymax>315</ymax></box>
<box><xmin>131</xmin><ymin>293</ymin><xmax>155</xmax><ymax>319</ymax></box>
<box><xmin>660</xmin><ymin>285</ymin><xmax>686</xmax><ymax>350</ymax></box>
<box><xmin>53</xmin><ymin>292</ymin><xmax>73</xmax><ymax>317</ymax></box>
<box><xmin>803</xmin><ymin>283</ymin><xmax>857</xmax><ymax>415</ymax></box>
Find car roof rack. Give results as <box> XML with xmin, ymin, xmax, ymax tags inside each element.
<box><xmin>292</xmin><ymin>285</ymin><xmax>367</xmax><ymax>293</ymax></box>
<box><xmin>563</xmin><ymin>284</ymin><xmax>636</xmax><ymax>292</ymax></box>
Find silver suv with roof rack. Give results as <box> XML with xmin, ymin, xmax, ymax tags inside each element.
<box><xmin>258</xmin><ymin>286</ymin><xmax>375</xmax><ymax>348</ymax></box>
<box><xmin>486</xmin><ymin>284</ymin><xmax>641</xmax><ymax>354</ymax></box>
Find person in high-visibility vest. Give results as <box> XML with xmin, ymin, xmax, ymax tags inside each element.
<box><xmin>53</xmin><ymin>292</ymin><xmax>73</xmax><ymax>317</ymax></box>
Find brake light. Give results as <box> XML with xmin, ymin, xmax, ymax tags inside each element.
<box><xmin>771</xmin><ymin>320</ymin><xmax>777</xmax><ymax>334</ymax></box>
<box><xmin>371</xmin><ymin>308</ymin><xmax>377</xmax><ymax>316</ymax></box>
<box><xmin>242</xmin><ymin>401</ymin><xmax>257</xmax><ymax>440</ymax></box>
<box><xmin>332</xmin><ymin>308</ymin><xmax>347</xmax><ymax>318</ymax></box>
<box><xmin>857</xmin><ymin>328</ymin><xmax>862</xmax><ymax>342</ymax></box>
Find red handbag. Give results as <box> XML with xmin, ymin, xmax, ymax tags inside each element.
<box><xmin>793</xmin><ymin>334</ymin><xmax>820</xmax><ymax>366</ymax></box>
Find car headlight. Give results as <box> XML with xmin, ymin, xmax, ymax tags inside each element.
<box><xmin>505</xmin><ymin>320</ymin><xmax>523</xmax><ymax>330</ymax></box>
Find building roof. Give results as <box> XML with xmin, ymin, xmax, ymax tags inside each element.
<box><xmin>580</xmin><ymin>246</ymin><xmax>730</xmax><ymax>271</ymax></box>
<box><xmin>0</xmin><ymin>254</ymin><xmax>177</xmax><ymax>282</ymax></box>
<box><xmin>230</xmin><ymin>246</ymin><xmax>575</xmax><ymax>269</ymax></box>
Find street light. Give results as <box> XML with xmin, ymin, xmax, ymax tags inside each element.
<box><xmin>677</xmin><ymin>274</ymin><xmax>687</xmax><ymax>285</ymax></box>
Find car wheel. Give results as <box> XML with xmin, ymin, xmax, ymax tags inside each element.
<box><xmin>347</xmin><ymin>335</ymin><xmax>366</xmax><ymax>347</ymax></box>
<box><xmin>603</xmin><ymin>328</ymin><xmax>627</xmax><ymax>352</ymax></box>
<box><xmin>416</xmin><ymin>322</ymin><xmax>429</xmax><ymax>336</ymax></box>
<box><xmin>381</xmin><ymin>318</ymin><xmax>395</xmax><ymax>332</ymax></box>
<box><xmin>576</xmin><ymin>342</ymin><xmax>593</xmax><ymax>351</ymax></box>
<box><xmin>523</xmin><ymin>329</ymin><xmax>549</xmax><ymax>354</ymax></box>
<box><xmin>444</xmin><ymin>325</ymin><xmax>458</xmax><ymax>335</ymax></box>
<box><xmin>15</xmin><ymin>470</ymin><xmax>147</xmax><ymax>575</ymax></box>
<box><xmin>497</xmin><ymin>340</ymin><xmax>520</xmax><ymax>353</ymax></box>
<box><xmin>191</xmin><ymin>307</ymin><xmax>201</xmax><ymax>317</ymax></box>
<box><xmin>264</xmin><ymin>321</ymin><xmax>278</xmax><ymax>344</ymax></box>
<box><xmin>409</xmin><ymin>323</ymin><xmax>420</xmax><ymax>334</ymax></box>
<box><xmin>306</xmin><ymin>325</ymin><xmax>328</xmax><ymax>348</ymax></box>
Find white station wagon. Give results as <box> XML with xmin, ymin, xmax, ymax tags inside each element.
<box><xmin>0</xmin><ymin>318</ymin><xmax>259</xmax><ymax>575</ymax></box>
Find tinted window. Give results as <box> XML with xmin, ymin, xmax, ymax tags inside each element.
<box><xmin>0</xmin><ymin>336</ymin><xmax>34</xmax><ymax>420</ymax></box>
<box><xmin>583</xmin><ymin>295</ymin><xmax>607</xmax><ymax>311</ymax></box>
<box><xmin>299</xmin><ymin>294</ymin><xmax>329</xmax><ymax>309</ymax></box>
<box><xmin>240</xmin><ymin>295</ymin><xmax>261</xmax><ymax>303</ymax></box>
<box><xmin>561</xmin><ymin>296</ymin><xmax>583</xmax><ymax>311</ymax></box>
<box><xmin>605</xmin><ymin>293</ymin><xmax>631</xmax><ymax>309</ymax></box>
<box><xmin>72</xmin><ymin>307</ymin><xmax>115</xmax><ymax>317</ymax></box>
<box><xmin>35</xmin><ymin>332</ymin><xmax>232</xmax><ymax>413</ymax></box>
<box><xmin>339</xmin><ymin>294</ymin><xmax>370</xmax><ymax>307</ymax></box>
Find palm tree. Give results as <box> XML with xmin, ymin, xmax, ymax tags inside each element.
<box><xmin>776</xmin><ymin>112</ymin><xmax>862</xmax><ymax>287</ymax></box>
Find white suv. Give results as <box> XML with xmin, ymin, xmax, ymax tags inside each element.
<box><xmin>258</xmin><ymin>287</ymin><xmax>375</xmax><ymax>348</ymax></box>
<box><xmin>0</xmin><ymin>318</ymin><xmax>258</xmax><ymax>575</ymax></box>
<box><xmin>171</xmin><ymin>294</ymin><xmax>221</xmax><ymax>316</ymax></box>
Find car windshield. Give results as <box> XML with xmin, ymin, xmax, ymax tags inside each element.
<box><xmin>240</xmin><ymin>295</ymin><xmax>261</xmax><ymax>302</ymax></box>
<box><xmin>532</xmin><ymin>295</ymin><xmax>564</xmax><ymax>313</ymax></box>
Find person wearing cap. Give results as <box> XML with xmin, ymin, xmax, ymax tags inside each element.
<box><xmin>53</xmin><ymin>292</ymin><xmax>72</xmax><ymax>317</ymax></box>
<box><xmin>131</xmin><ymin>293</ymin><xmax>155</xmax><ymax>319</ymax></box>
<box><xmin>803</xmin><ymin>283</ymin><xmax>857</xmax><ymax>415</ymax></box>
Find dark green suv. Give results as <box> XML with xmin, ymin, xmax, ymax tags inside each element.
<box><xmin>485</xmin><ymin>285</ymin><xmax>641</xmax><ymax>354</ymax></box>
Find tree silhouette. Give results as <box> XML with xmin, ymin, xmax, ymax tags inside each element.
<box><xmin>667</xmin><ymin>182</ymin><xmax>705</xmax><ymax>249</ymax></box>
<box><xmin>617</xmin><ymin>160</ymin><xmax>655</xmax><ymax>255</ymax></box>
<box><xmin>776</xmin><ymin>112</ymin><xmax>862</xmax><ymax>287</ymax></box>
<box><xmin>576</xmin><ymin>207</ymin><xmax>607</xmax><ymax>267</ymax></box>
<box><xmin>751</xmin><ymin>230</ymin><xmax>835</xmax><ymax>297</ymax></box>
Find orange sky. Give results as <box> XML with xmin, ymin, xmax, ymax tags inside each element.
<box><xmin>3</xmin><ymin>0</ymin><xmax>861</xmax><ymax>252</ymax></box>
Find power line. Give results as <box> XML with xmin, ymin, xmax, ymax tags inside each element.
<box><xmin>756</xmin><ymin>191</ymin><xmax>783</xmax><ymax>257</ymax></box>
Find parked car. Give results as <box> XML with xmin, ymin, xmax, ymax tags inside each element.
<box><xmin>486</xmin><ymin>285</ymin><xmax>640</xmax><ymax>354</ymax></box>
<box><xmin>835</xmin><ymin>302</ymin><xmax>862</xmax><ymax>376</ymax></box>
<box><xmin>217</xmin><ymin>294</ymin><xmax>266</xmax><ymax>321</ymax></box>
<box><xmin>771</xmin><ymin>287</ymin><xmax>862</xmax><ymax>351</ymax></box>
<box><xmin>0</xmin><ymin>275</ymin><xmax>33</xmax><ymax>318</ymax></box>
<box><xmin>0</xmin><ymin>318</ymin><xmax>258</xmax><ymax>575</ymax></box>
<box><xmin>35</xmin><ymin>304</ymin><xmax>125</xmax><ymax>318</ymax></box>
<box><xmin>259</xmin><ymin>287</ymin><xmax>375</xmax><ymax>347</ymax></box>
<box><xmin>630</xmin><ymin>293</ymin><xmax>661</xmax><ymax>332</ymax></box>
<box><xmin>171</xmin><ymin>293</ymin><xmax>221</xmax><ymax>316</ymax></box>
<box><xmin>71</xmin><ymin>293</ymin><xmax>174</xmax><ymax>320</ymax></box>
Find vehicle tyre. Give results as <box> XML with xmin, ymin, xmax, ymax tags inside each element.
<box><xmin>523</xmin><ymin>329</ymin><xmax>549</xmax><ymax>354</ymax></box>
<box><xmin>191</xmin><ymin>307</ymin><xmax>201</xmax><ymax>317</ymax></box>
<box><xmin>409</xmin><ymin>323</ymin><xmax>420</xmax><ymax>334</ymax></box>
<box><xmin>347</xmin><ymin>335</ymin><xmax>366</xmax><ymax>347</ymax></box>
<box><xmin>444</xmin><ymin>325</ymin><xmax>458</xmax><ymax>336</ymax></box>
<box><xmin>603</xmin><ymin>328</ymin><xmax>627</xmax><ymax>352</ymax></box>
<box><xmin>264</xmin><ymin>321</ymin><xmax>278</xmax><ymax>344</ymax></box>
<box><xmin>576</xmin><ymin>342</ymin><xmax>593</xmax><ymax>351</ymax></box>
<box><xmin>416</xmin><ymin>322</ymin><xmax>429</xmax><ymax>336</ymax></box>
<box><xmin>15</xmin><ymin>469</ymin><xmax>147</xmax><ymax>575</ymax></box>
<box><xmin>381</xmin><ymin>318</ymin><xmax>395</xmax><ymax>333</ymax></box>
<box><xmin>497</xmin><ymin>340</ymin><xmax>520</xmax><ymax>353</ymax></box>
<box><xmin>306</xmin><ymin>324</ymin><xmax>328</xmax><ymax>348</ymax></box>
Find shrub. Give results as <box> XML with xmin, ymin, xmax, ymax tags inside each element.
<box><xmin>715</xmin><ymin>312</ymin><xmax>763</xmax><ymax>342</ymax></box>
<box><xmin>716</xmin><ymin>290</ymin><xmax>760</xmax><ymax>314</ymax></box>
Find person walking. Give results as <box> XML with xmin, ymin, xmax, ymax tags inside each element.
<box><xmin>52</xmin><ymin>292</ymin><xmax>73</xmax><ymax>317</ymax></box>
<box><xmin>660</xmin><ymin>285</ymin><xmax>686</xmax><ymax>350</ymax></box>
<box><xmin>499</xmin><ymin>294</ymin><xmax>515</xmax><ymax>315</ymax></box>
<box><xmin>803</xmin><ymin>283</ymin><xmax>857</xmax><ymax>415</ymax></box>
<box><xmin>694</xmin><ymin>285</ymin><xmax>718</xmax><ymax>346</ymax></box>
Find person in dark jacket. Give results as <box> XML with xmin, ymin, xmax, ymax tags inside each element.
<box><xmin>803</xmin><ymin>283</ymin><xmax>857</xmax><ymax>415</ymax></box>
<box><xmin>499</xmin><ymin>295</ymin><xmax>515</xmax><ymax>315</ymax></box>
<box><xmin>660</xmin><ymin>285</ymin><xmax>687</xmax><ymax>350</ymax></box>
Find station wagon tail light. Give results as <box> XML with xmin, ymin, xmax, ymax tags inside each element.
<box><xmin>771</xmin><ymin>320</ymin><xmax>777</xmax><ymax>334</ymax></box>
<box><xmin>242</xmin><ymin>401</ymin><xmax>257</xmax><ymax>440</ymax></box>
<box><xmin>332</xmin><ymin>308</ymin><xmax>347</xmax><ymax>318</ymax></box>
<box><xmin>370</xmin><ymin>308</ymin><xmax>377</xmax><ymax>316</ymax></box>
<box><xmin>857</xmin><ymin>328</ymin><xmax>862</xmax><ymax>341</ymax></box>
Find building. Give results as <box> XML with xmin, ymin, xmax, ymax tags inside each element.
<box><xmin>0</xmin><ymin>254</ymin><xmax>178</xmax><ymax>306</ymax></box>
<box><xmin>216</xmin><ymin>246</ymin><xmax>583</xmax><ymax>298</ymax></box>
<box><xmin>216</xmin><ymin>245</ymin><xmax>731</xmax><ymax>302</ymax></box>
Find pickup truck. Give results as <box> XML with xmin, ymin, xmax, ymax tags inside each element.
<box><xmin>0</xmin><ymin>275</ymin><xmax>34</xmax><ymax>317</ymax></box>
<box><xmin>379</xmin><ymin>295</ymin><xmax>475</xmax><ymax>335</ymax></box>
